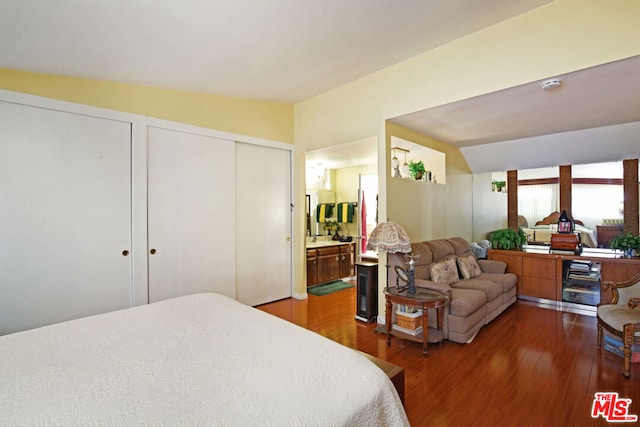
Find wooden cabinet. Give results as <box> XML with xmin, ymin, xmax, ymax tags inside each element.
<box><xmin>306</xmin><ymin>243</ymin><xmax>356</xmax><ymax>286</ymax></box>
<box><xmin>317</xmin><ymin>246</ymin><xmax>341</xmax><ymax>284</ymax></box>
<box><xmin>307</xmin><ymin>249</ymin><xmax>318</xmax><ymax>286</ymax></box>
<box><xmin>339</xmin><ymin>244</ymin><xmax>355</xmax><ymax>278</ymax></box>
<box><xmin>489</xmin><ymin>248</ymin><xmax>640</xmax><ymax>304</ymax></box>
<box><xmin>521</xmin><ymin>255</ymin><xmax>557</xmax><ymax>300</ymax></box>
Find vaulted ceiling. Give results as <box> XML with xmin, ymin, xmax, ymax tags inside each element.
<box><xmin>2</xmin><ymin>1</ymin><xmax>638</xmax><ymax>172</ymax></box>
<box><xmin>0</xmin><ymin>0</ymin><xmax>550</xmax><ymax>104</ymax></box>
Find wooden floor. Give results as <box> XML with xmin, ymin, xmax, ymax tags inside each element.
<box><xmin>258</xmin><ymin>287</ymin><xmax>640</xmax><ymax>426</ymax></box>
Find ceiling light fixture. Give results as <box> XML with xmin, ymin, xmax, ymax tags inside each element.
<box><xmin>391</xmin><ymin>147</ymin><xmax>409</xmax><ymax>178</ymax></box>
<box><xmin>401</xmin><ymin>151</ymin><xmax>410</xmax><ymax>178</ymax></box>
<box><xmin>391</xmin><ymin>149</ymin><xmax>399</xmax><ymax>169</ymax></box>
<box><xmin>541</xmin><ymin>78</ymin><xmax>561</xmax><ymax>91</ymax></box>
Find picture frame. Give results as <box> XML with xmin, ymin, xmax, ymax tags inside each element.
<box><xmin>558</xmin><ymin>220</ymin><xmax>572</xmax><ymax>233</ymax></box>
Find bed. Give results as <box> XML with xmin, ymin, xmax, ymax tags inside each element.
<box><xmin>0</xmin><ymin>293</ymin><xmax>408</xmax><ymax>426</ymax></box>
<box><xmin>522</xmin><ymin>212</ymin><xmax>598</xmax><ymax>248</ymax></box>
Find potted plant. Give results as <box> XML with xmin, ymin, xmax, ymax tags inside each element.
<box><xmin>408</xmin><ymin>160</ymin><xmax>426</xmax><ymax>180</ymax></box>
<box><xmin>493</xmin><ymin>181</ymin><xmax>506</xmax><ymax>192</ymax></box>
<box><xmin>609</xmin><ymin>232</ymin><xmax>640</xmax><ymax>257</ymax></box>
<box><xmin>490</xmin><ymin>227</ymin><xmax>528</xmax><ymax>250</ymax></box>
<box><xmin>323</xmin><ymin>217</ymin><xmax>341</xmax><ymax>235</ymax></box>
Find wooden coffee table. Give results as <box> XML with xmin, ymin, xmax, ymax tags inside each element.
<box><xmin>384</xmin><ymin>288</ymin><xmax>447</xmax><ymax>356</ymax></box>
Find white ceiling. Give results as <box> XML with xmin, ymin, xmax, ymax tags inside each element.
<box><xmin>312</xmin><ymin>54</ymin><xmax>640</xmax><ymax>171</ymax></box>
<box><xmin>0</xmin><ymin>0</ymin><xmax>551</xmax><ymax>104</ymax></box>
<box><xmin>3</xmin><ymin>1</ymin><xmax>637</xmax><ymax>173</ymax></box>
<box><xmin>390</xmin><ymin>55</ymin><xmax>640</xmax><ymax>148</ymax></box>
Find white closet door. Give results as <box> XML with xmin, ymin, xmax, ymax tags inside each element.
<box><xmin>236</xmin><ymin>143</ymin><xmax>292</xmax><ymax>306</ymax></box>
<box><xmin>147</xmin><ymin>127</ymin><xmax>236</xmax><ymax>302</ymax></box>
<box><xmin>0</xmin><ymin>101</ymin><xmax>133</xmax><ymax>334</ymax></box>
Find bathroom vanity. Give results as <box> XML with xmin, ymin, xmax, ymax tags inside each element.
<box><xmin>306</xmin><ymin>241</ymin><xmax>355</xmax><ymax>286</ymax></box>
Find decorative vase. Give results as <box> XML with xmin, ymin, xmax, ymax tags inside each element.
<box><xmin>627</xmin><ymin>248</ymin><xmax>635</xmax><ymax>258</ymax></box>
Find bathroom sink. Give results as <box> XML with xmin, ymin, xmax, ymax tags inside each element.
<box><xmin>306</xmin><ymin>241</ymin><xmax>341</xmax><ymax>248</ymax></box>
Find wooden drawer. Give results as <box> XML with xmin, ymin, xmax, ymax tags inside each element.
<box><xmin>523</xmin><ymin>256</ymin><xmax>555</xmax><ymax>280</ymax></box>
<box><xmin>340</xmin><ymin>243</ymin><xmax>354</xmax><ymax>253</ymax></box>
<box><xmin>306</xmin><ymin>248</ymin><xmax>317</xmax><ymax>258</ymax></box>
<box><xmin>521</xmin><ymin>276</ymin><xmax>556</xmax><ymax>300</ymax></box>
<box><xmin>317</xmin><ymin>246</ymin><xmax>340</xmax><ymax>256</ymax></box>
<box><xmin>490</xmin><ymin>251</ymin><xmax>522</xmax><ymax>276</ymax></box>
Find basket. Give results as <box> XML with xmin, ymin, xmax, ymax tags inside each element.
<box><xmin>396</xmin><ymin>310</ymin><xmax>422</xmax><ymax>330</ymax></box>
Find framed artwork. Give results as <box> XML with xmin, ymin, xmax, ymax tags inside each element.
<box><xmin>558</xmin><ymin>220</ymin><xmax>572</xmax><ymax>233</ymax></box>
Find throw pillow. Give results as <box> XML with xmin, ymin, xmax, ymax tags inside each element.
<box><xmin>429</xmin><ymin>257</ymin><xmax>459</xmax><ymax>285</ymax></box>
<box><xmin>457</xmin><ymin>254</ymin><xmax>481</xmax><ymax>280</ymax></box>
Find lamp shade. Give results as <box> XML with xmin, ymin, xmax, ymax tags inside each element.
<box><xmin>366</xmin><ymin>222</ymin><xmax>411</xmax><ymax>253</ymax></box>
<box><xmin>391</xmin><ymin>156</ymin><xmax>399</xmax><ymax>169</ymax></box>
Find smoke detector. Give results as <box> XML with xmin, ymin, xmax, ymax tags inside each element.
<box><xmin>541</xmin><ymin>78</ymin><xmax>561</xmax><ymax>90</ymax></box>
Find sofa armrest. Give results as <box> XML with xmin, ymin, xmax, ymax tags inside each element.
<box><xmin>415</xmin><ymin>279</ymin><xmax>452</xmax><ymax>300</ymax></box>
<box><xmin>477</xmin><ymin>259</ymin><xmax>507</xmax><ymax>274</ymax></box>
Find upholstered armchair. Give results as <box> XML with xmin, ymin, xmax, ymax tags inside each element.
<box><xmin>597</xmin><ymin>272</ymin><xmax>640</xmax><ymax>378</ymax></box>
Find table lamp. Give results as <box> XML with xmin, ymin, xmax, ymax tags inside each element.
<box><xmin>366</xmin><ymin>222</ymin><xmax>412</xmax><ymax>291</ymax></box>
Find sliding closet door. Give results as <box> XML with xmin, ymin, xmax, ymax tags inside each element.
<box><xmin>236</xmin><ymin>142</ymin><xmax>292</xmax><ymax>306</ymax></box>
<box><xmin>0</xmin><ymin>101</ymin><xmax>133</xmax><ymax>334</ymax></box>
<box><xmin>147</xmin><ymin>126</ymin><xmax>236</xmax><ymax>302</ymax></box>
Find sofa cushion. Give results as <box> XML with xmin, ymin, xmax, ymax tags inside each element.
<box><xmin>457</xmin><ymin>254</ymin><xmax>481</xmax><ymax>279</ymax></box>
<box><xmin>447</xmin><ymin>237</ymin><xmax>474</xmax><ymax>257</ymax></box>
<box><xmin>410</xmin><ymin>242</ymin><xmax>434</xmax><ymax>280</ymax></box>
<box><xmin>452</xmin><ymin>278</ymin><xmax>503</xmax><ymax>302</ymax></box>
<box><xmin>449</xmin><ymin>288</ymin><xmax>486</xmax><ymax>318</ymax></box>
<box><xmin>425</xmin><ymin>239</ymin><xmax>455</xmax><ymax>262</ymax></box>
<box><xmin>430</xmin><ymin>256</ymin><xmax>459</xmax><ymax>285</ymax></box>
<box><xmin>478</xmin><ymin>272</ymin><xmax>518</xmax><ymax>293</ymax></box>
<box><xmin>477</xmin><ymin>259</ymin><xmax>507</xmax><ymax>274</ymax></box>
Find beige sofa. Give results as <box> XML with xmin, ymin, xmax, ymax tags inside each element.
<box><xmin>388</xmin><ymin>237</ymin><xmax>517</xmax><ymax>344</ymax></box>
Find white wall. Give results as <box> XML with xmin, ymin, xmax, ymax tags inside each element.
<box><xmin>472</xmin><ymin>173</ymin><xmax>508</xmax><ymax>242</ymax></box>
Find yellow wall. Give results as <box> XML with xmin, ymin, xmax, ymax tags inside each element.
<box><xmin>335</xmin><ymin>164</ymin><xmax>377</xmax><ymax>205</ymax></box>
<box><xmin>4</xmin><ymin>1</ymin><xmax>639</xmax><ymax>299</ymax></box>
<box><xmin>293</xmin><ymin>0</ymin><xmax>640</xmax><ymax>300</ymax></box>
<box><xmin>0</xmin><ymin>68</ymin><xmax>293</xmax><ymax>144</ymax></box>
<box><xmin>386</xmin><ymin>122</ymin><xmax>473</xmax><ymax>242</ymax></box>
<box><xmin>295</xmin><ymin>0</ymin><xmax>640</xmax><ymax>152</ymax></box>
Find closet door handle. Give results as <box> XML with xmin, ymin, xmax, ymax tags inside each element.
<box><xmin>150</xmin><ymin>248</ymin><xmax>157</xmax><ymax>255</ymax></box>
<box><xmin>122</xmin><ymin>250</ymin><xmax>129</xmax><ymax>256</ymax></box>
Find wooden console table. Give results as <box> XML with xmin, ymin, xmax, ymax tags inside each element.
<box><xmin>489</xmin><ymin>247</ymin><xmax>640</xmax><ymax>304</ymax></box>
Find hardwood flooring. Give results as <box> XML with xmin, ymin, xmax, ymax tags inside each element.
<box><xmin>257</xmin><ymin>287</ymin><xmax>640</xmax><ymax>427</ymax></box>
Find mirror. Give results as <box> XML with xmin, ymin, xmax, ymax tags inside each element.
<box><xmin>516</xmin><ymin>161</ymin><xmax>624</xmax><ymax>248</ymax></box>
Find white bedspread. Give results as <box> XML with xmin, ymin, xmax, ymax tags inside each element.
<box><xmin>0</xmin><ymin>293</ymin><xmax>408</xmax><ymax>426</ymax></box>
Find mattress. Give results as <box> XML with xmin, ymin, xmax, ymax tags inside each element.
<box><xmin>0</xmin><ymin>293</ymin><xmax>408</xmax><ymax>426</ymax></box>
